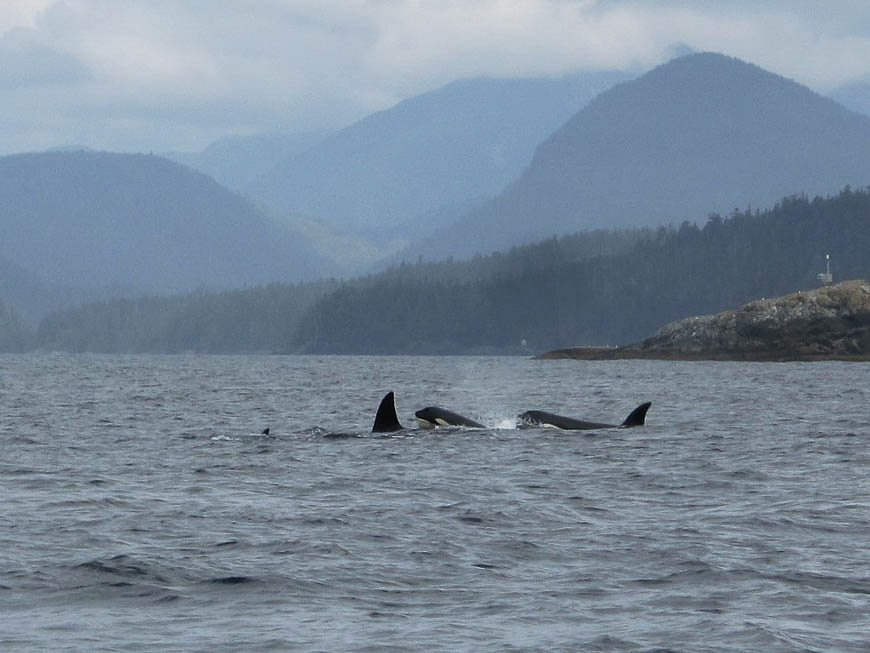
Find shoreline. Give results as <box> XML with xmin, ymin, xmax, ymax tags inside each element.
<box><xmin>536</xmin><ymin>280</ymin><xmax>870</xmax><ymax>363</ymax></box>
<box><xmin>534</xmin><ymin>346</ymin><xmax>870</xmax><ymax>362</ymax></box>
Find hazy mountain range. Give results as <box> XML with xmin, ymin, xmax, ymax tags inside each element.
<box><xmin>829</xmin><ymin>80</ymin><xmax>870</xmax><ymax>120</ymax></box>
<box><xmin>165</xmin><ymin>131</ymin><xmax>329</xmax><ymax>194</ymax></box>
<box><xmin>3</xmin><ymin>52</ymin><xmax>870</xmax><ymax>322</ymax></box>
<box><xmin>248</xmin><ymin>71</ymin><xmax>630</xmax><ymax>235</ymax></box>
<box><xmin>417</xmin><ymin>52</ymin><xmax>870</xmax><ymax>258</ymax></box>
<box><xmin>0</xmin><ymin>151</ymin><xmax>326</xmax><ymax>318</ymax></box>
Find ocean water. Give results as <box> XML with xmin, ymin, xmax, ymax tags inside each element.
<box><xmin>1</xmin><ymin>354</ymin><xmax>868</xmax><ymax>652</ymax></box>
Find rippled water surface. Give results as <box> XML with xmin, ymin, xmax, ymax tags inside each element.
<box><xmin>1</xmin><ymin>354</ymin><xmax>868</xmax><ymax>652</ymax></box>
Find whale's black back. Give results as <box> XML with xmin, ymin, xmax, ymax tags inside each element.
<box><xmin>519</xmin><ymin>401</ymin><xmax>651</xmax><ymax>430</ymax></box>
<box><xmin>415</xmin><ymin>406</ymin><xmax>484</xmax><ymax>428</ymax></box>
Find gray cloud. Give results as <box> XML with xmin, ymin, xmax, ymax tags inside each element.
<box><xmin>2</xmin><ymin>0</ymin><xmax>870</xmax><ymax>154</ymax></box>
<box><xmin>0</xmin><ymin>28</ymin><xmax>90</xmax><ymax>90</ymax></box>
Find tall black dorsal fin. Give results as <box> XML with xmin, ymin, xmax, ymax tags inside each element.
<box><xmin>621</xmin><ymin>402</ymin><xmax>652</xmax><ymax>428</ymax></box>
<box><xmin>372</xmin><ymin>391</ymin><xmax>403</xmax><ymax>432</ymax></box>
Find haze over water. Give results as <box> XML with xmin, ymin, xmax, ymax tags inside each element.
<box><xmin>1</xmin><ymin>354</ymin><xmax>867</xmax><ymax>651</ymax></box>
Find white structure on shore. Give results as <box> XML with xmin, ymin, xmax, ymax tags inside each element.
<box><xmin>817</xmin><ymin>254</ymin><xmax>833</xmax><ymax>286</ymax></box>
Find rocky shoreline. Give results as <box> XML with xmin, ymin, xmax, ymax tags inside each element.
<box><xmin>537</xmin><ymin>280</ymin><xmax>870</xmax><ymax>362</ymax></box>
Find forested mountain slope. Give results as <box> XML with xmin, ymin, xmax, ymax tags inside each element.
<box><xmin>29</xmin><ymin>187</ymin><xmax>870</xmax><ymax>354</ymax></box>
<box><xmin>36</xmin><ymin>281</ymin><xmax>338</xmax><ymax>354</ymax></box>
<box><xmin>294</xmin><ymin>188</ymin><xmax>870</xmax><ymax>353</ymax></box>
<box><xmin>434</xmin><ymin>53</ymin><xmax>870</xmax><ymax>258</ymax></box>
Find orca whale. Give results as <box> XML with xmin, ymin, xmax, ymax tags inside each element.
<box><xmin>372</xmin><ymin>391</ymin><xmax>403</xmax><ymax>432</ymax></box>
<box><xmin>415</xmin><ymin>406</ymin><xmax>484</xmax><ymax>429</ymax></box>
<box><xmin>371</xmin><ymin>393</ymin><xmax>484</xmax><ymax>432</ymax></box>
<box><xmin>518</xmin><ymin>402</ymin><xmax>651</xmax><ymax>430</ymax></box>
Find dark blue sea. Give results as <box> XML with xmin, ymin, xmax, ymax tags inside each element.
<box><xmin>1</xmin><ymin>354</ymin><xmax>868</xmax><ymax>652</ymax></box>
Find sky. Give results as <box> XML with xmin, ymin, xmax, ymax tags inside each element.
<box><xmin>3</xmin><ymin>0</ymin><xmax>870</xmax><ymax>155</ymax></box>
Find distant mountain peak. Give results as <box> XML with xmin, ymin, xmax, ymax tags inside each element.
<box><xmin>631</xmin><ymin>51</ymin><xmax>814</xmax><ymax>99</ymax></box>
<box><xmin>247</xmin><ymin>70</ymin><xmax>632</xmax><ymax>231</ymax></box>
<box><xmin>431</xmin><ymin>52</ymin><xmax>870</xmax><ymax>258</ymax></box>
<box><xmin>0</xmin><ymin>150</ymin><xmax>327</xmax><ymax>303</ymax></box>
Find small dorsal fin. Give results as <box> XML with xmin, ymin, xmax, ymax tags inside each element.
<box><xmin>261</xmin><ymin>427</ymin><xmax>270</xmax><ymax>436</ymax></box>
<box><xmin>372</xmin><ymin>391</ymin><xmax>403</xmax><ymax>432</ymax></box>
<box><xmin>621</xmin><ymin>402</ymin><xmax>652</xmax><ymax>428</ymax></box>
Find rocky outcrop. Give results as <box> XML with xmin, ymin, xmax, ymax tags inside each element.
<box><xmin>538</xmin><ymin>280</ymin><xmax>870</xmax><ymax>361</ymax></box>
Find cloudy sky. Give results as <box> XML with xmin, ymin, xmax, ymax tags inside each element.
<box><xmin>2</xmin><ymin>0</ymin><xmax>870</xmax><ymax>154</ymax></box>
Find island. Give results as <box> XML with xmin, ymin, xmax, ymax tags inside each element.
<box><xmin>537</xmin><ymin>280</ymin><xmax>870</xmax><ymax>362</ymax></box>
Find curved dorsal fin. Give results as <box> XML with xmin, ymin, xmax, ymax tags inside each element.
<box><xmin>372</xmin><ymin>391</ymin><xmax>403</xmax><ymax>432</ymax></box>
<box><xmin>621</xmin><ymin>401</ymin><xmax>652</xmax><ymax>428</ymax></box>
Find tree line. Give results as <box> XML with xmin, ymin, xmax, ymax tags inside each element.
<box><xmin>3</xmin><ymin>187</ymin><xmax>869</xmax><ymax>354</ymax></box>
<box><xmin>292</xmin><ymin>187</ymin><xmax>870</xmax><ymax>353</ymax></box>
<box><xmin>31</xmin><ymin>281</ymin><xmax>337</xmax><ymax>354</ymax></box>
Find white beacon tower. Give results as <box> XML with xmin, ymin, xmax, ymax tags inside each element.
<box><xmin>817</xmin><ymin>254</ymin><xmax>833</xmax><ymax>286</ymax></box>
